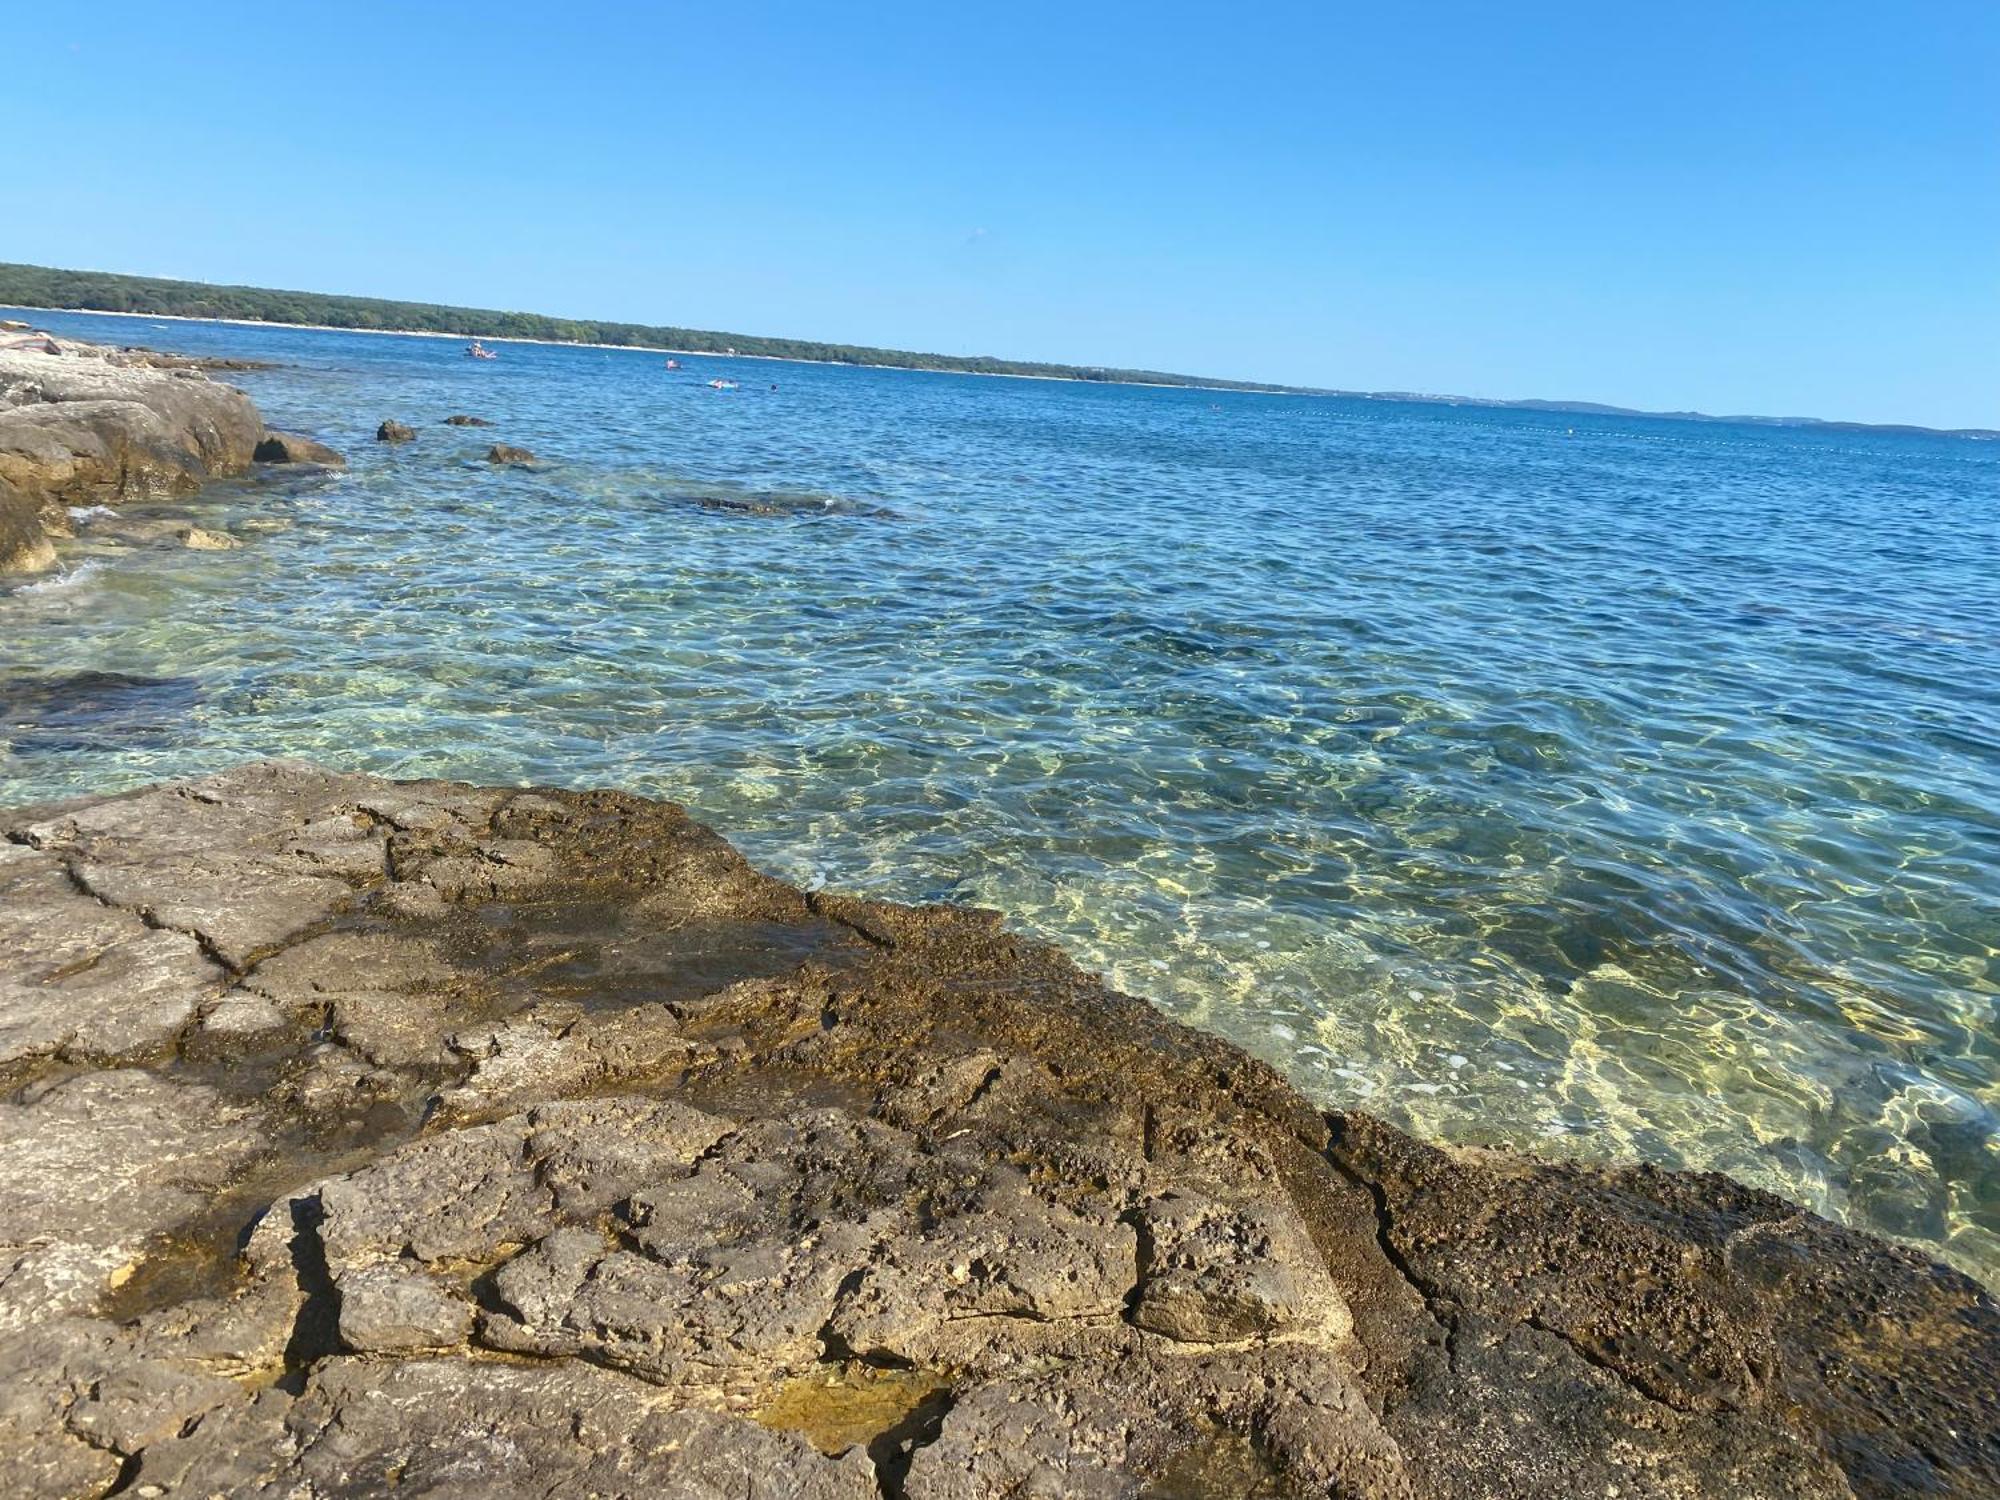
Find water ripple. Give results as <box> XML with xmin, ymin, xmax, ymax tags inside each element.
<box><xmin>4</xmin><ymin>307</ymin><xmax>1998</xmax><ymax>1283</ymax></box>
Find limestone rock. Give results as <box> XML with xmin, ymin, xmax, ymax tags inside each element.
<box><xmin>0</xmin><ymin>335</ymin><xmax>264</xmax><ymax>570</ymax></box>
<box><xmin>826</xmin><ymin>1159</ymin><xmax>1138</xmax><ymax>1371</ymax></box>
<box><xmin>109</xmin><ymin>346</ymin><xmax>275</xmax><ymax>375</ymax></box>
<box><xmin>6</xmin><ymin>762</ymin><xmax>376</xmax><ymax>969</ymax></box>
<box><xmin>238</xmin><ymin>929</ymin><xmax>451</xmax><ymax>1065</ymax></box>
<box><xmin>0</xmin><ymin>1316</ymin><xmax>248</xmax><ymax>1495</ymax></box>
<box><xmin>0</xmin><ymin>841</ymin><xmax>224</xmax><ymax>1066</ymax></box>
<box><xmin>334</xmin><ymin>1264</ymin><xmax>472</xmax><ymax>1353</ymax></box>
<box><xmin>1127</xmin><ymin>1188</ymin><xmax>1348</xmax><ymax>1343</ymax></box>
<box><xmin>140</xmin><ymin>1356</ymin><xmax>879</xmax><ymax>1498</ymax></box>
<box><xmin>0</xmin><ymin>759</ymin><xmax>1991</xmax><ymax>1500</ymax></box>
<box><xmin>0</xmin><ymin>341</ymin><xmax>262</xmax><ymax>485</ymax></box>
<box><xmin>908</xmin><ymin>1349</ymin><xmax>1406</xmax><ymax>1499</ymax></box>
<box><xmin>435</xmin><ymin>1001</ymin><xmax>706</xmax><ymax>1117</ymax></box>
<box><xmin>252</xmin><ymin>430</ymin><xmax>345</xmax><ymax>466</ymax></box>
<box><xmin>0</xmin><ymin>474</ymin><xmax>55</xmax><ymax>573</ymax></box>
<box><xmin>0</xmin><ymin>1072</ymin><xmax>262</xmax><ymax>1330</ymax></box>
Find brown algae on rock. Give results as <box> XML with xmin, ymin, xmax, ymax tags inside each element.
<box><xmin>753</xmin><ymin>1364</ymin><xmax>952</xmax><ymax>1457</ymax></box>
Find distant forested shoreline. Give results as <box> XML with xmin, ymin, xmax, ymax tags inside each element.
<box><xmin>8</xmin><ymin>263</ymin><xmax>1989</xmax><ymax>436</ymax></box>
<box><xmin>0</xmin><ymin>262</ymin><xmax>1297</xmax><ymax>393</ymax></box>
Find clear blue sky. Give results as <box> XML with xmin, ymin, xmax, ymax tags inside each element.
<box><xmin>8</xmin><ymin>2</ymin><xmax>1996</xmax><ymax>426</ymax></box>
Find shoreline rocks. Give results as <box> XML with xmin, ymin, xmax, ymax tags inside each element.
<box><xmin>112</xmin><ymin>347</ymin><xmax>277</xmax><ymax>375</ymax></box>
<box><xmin>0</xmin><ymin>476</ymin><xmax>54</xmax><ymax>572</ymax></box>
<box><xmin>0</xmin><ymin>335</ymin><xmax>265</xmax><ymax>573</ymax></box>
<box><xmin>0</xmin><ymin>760</ymin><xmax>1992</xmax><ymax>1498</ymax></box>
<box><xmin>252</xmin><ymin>431</ymin><xmax>344</xmax><ymax>468</ymax></box>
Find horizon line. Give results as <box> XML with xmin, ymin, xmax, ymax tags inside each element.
<box><xmin>2</xmin><ymin>261</ymin><xmax>1992</xmax><ymax>440</ymax></box>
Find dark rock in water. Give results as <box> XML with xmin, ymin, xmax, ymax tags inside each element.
<box><xmin>0</xmin><ymin>335</ymin><xmax>265</xmax><ymax>572</ymax></box>
<box><xmin>486</xmin><ymin>443</ymin><xmax>536</xmax><ymax>466</ymax></box>
<box><xmin>377</xmin><ymin>420</ymin><xmax>416</xmax><ymax>443</ymax></box>
<box><xmin>444</xmin><ymin>414</ymin><xmax>494</xmax><ymax>427</ymax></box>
<box><xmin>0</xmin><ymin>669</ymin><xmax>203</xmax><ymax>755</ymax></box>
<box><xmin>253</xmin><ymin>431</ymin><xmax>346</xmax><ymax>467</ymax></box>
<box><xmin>691</xmin><ymin>491</ymin><xmax>898</xmax><ymax>520</ymax></box>
<box><xmin>695</xmin><ymin>493</ymin><xmax>792</xmax><ymax>516</ymax></box>
<box><xmin>68</xmin><ymin>514</ymin><xmax>202</xmax><ymax>549</ymax></box>
<box><xmin>0</xmin><ymin>759</ymin><xmax>1992</xmax><ymax>1498</ymax></box>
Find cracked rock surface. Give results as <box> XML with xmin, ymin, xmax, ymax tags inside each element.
<box><xmin>1</xmin><ymin>760</ymin><xmax>1994</xmax><ymax>1498</ymax></box>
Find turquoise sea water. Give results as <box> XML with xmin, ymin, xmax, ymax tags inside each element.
<box><xmin>4</xmin><ymin>309</ymin><xmax>1997</xmax><ymax>1284</ymax></box>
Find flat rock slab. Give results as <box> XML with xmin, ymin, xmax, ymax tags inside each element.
<box><xmin>1</xmin><ymin>760</ymin><xmax>1994</xmax><ymax>1499</ymax></box>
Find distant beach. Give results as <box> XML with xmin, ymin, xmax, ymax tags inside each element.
<box><xmin>10</xmin><ymin>303</ymin><xmax>1301</xmax><ymax>397</ymax></box>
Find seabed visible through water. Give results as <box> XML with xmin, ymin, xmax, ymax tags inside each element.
<box><xmin>3</xmin><ymin>306</ymin><xmax>1996</xmax><ymax>1284</ymax></box>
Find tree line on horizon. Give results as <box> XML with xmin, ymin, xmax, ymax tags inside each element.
<box><xmin>0</xmin><ymin>263</ymin><xmax>1296</xmax><ymax>393</ymax></box>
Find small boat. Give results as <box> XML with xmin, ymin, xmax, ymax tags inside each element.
<box><xmin>466</xmin><ymin>341</ymin><xmax>498</xmax><ymax>360</ymax></box>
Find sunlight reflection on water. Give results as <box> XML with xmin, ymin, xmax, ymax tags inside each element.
<box><xmin>4</xmin><ymin>308</ymin><xmax>1996</xmax><ymax>1283</ymax></box>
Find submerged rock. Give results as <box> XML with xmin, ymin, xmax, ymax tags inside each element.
<box><xmin>0</xmin><ymin>335</ymin><xmax>263</xmax><ymax>572</ymax></box>
<box><xmin>0</xmin><ymin>669</ymin><xmax>202</xmax><ymax>757</ymax></box>
<box><xmin>0</xmin><ymin>759</ymin><xmax>1992</xmax><ymax>1498</ymax></box>
<box><xmin>486</xmin><ymin>442</ymin><xmax>536</xmax><ymax>465</ymax></box>
<box><xmin>376</xmin><ymin>419</ymin><xmax>416</xmax><ymax>443</ymax></box>
<box><xmin>252</xmin><ymin>431</ymin><xmax>344</xmax><ymax>467</ymax></box>
<box><xmin>689</xmin><ymin>490</ymin><xmax>898</xmax><ymax>520</ymax></box>
<box><xmin>444</xmin><ymin>413</ymin><xmax>494</xmax><ymax>426</ymax></box>
<box><xmin>179</xmin><ymin>525</ymin><xmax>239</xmax><ymax>551</ymax></box>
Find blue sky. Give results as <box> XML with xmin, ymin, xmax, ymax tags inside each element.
<box><xmin>8</xmin><ymin>2</ymin><xmax>1996</xmax><ymax>426</ymax></box>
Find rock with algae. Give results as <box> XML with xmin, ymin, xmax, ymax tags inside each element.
<box><xmin>0</xmin><ymin>759</ymin><xmax>1993</xmax><ymax>1499</ymax></box>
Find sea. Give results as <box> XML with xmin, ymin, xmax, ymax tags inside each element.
<box><xmin>4</xmin><ymin>307</ymin><xmax>1995</xmax><ymax>1285</ymax></box>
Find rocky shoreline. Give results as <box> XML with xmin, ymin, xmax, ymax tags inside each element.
<box><xmin>1</xmin><ymin>761</ymin><xmax>1993</xmax><ymax>1498</ymax></box>
<box><xmin>0</xmin><ymin>331</ymin><xmax>332</xmax><ymax>575</ymax></box>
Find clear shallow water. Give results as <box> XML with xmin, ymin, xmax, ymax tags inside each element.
<box><xmin>5</xmin><ymin>308</ymin><xmax>1997</xmax><ymax>1284</ymax></box>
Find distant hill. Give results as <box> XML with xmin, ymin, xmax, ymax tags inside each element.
<box><xmin>0</xmin><ymin>262</ymin><xmax>1296</xmax><ymax>393</ymax></box>
<box><xmin>3</xmin><ymin>262</ymin><xmax>1991</xmax><ymax>438</ymax></box>
<box><xmin>1376</xmin><ymin>393</ymin><xmax>1998</xmax><ymax>440</ymax></box>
